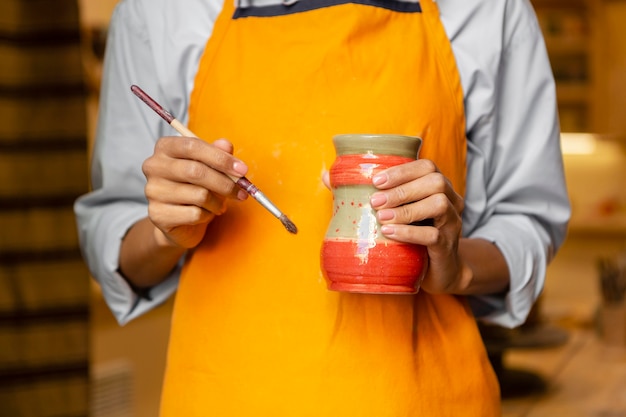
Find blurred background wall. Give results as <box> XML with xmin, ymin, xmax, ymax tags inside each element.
<box><xmin>0</xmin><ymin>0</ymin><xmax>90</xmax><ymax>416</ymax></box>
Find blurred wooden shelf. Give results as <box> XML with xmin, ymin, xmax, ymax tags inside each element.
<box><xmin>568</xmin><ymin>222</ymin><xmax>626</xmax><ymax>237</ymax></box>
<box><xmin>531</xmin><ymin>0</ymin><xmax>596</xmax><ymax>132</ymax></box>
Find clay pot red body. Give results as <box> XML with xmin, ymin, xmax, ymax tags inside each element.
<box><xmin>320</xmin><ymin>134</ymin><xmax>428</xmax><ymax>294</ymax></box>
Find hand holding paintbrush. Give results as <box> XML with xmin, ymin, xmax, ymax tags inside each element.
<box><xmin>131</xmin><ymin>85</ymin><xmax>297</xmax><ymax>235</ymax></box>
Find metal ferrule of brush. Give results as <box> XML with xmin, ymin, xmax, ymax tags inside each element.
<box><xmin>236</xmin><ymin>177</ymin><xmax>282</xmax><ymax>218</ymax></box>
<box><xmin>253</xmin><ymin>191</ymin><xmax>284</xmax><ymax>219</ymax></box>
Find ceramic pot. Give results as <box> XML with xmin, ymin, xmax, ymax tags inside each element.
<box><xmin>320</xmin><ymin>134</ymin><xmax>428</xmax><ymax>294</ymax></box>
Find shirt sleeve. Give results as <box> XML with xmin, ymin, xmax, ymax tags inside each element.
<box><xmin>74</xmin><ymin>0</ymin><xmax>180</xmax><ymax>325</ymax></box>
<box><xmin>461</xmin><ymin>0</ymin><xmax>571</xmax><ymax>328</ymax></box>
<box><xmin>75</xmin><ymin>0</ymin><xmax>219</xmax><ymax>325</ymax></box>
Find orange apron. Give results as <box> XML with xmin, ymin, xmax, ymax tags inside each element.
<box><xmin>160</xmin><ymin>0</ymin><xmax>500</xmax><ymax>415</ymax></box>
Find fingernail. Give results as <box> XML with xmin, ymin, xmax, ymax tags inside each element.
<box><xmin>377</xmin><ymin>210</ymin><xmax>394</xmax><ymax>221</ymax></box>
<box><xmin>381</xmin><ymin>225</ymin><xmax>395</xmax><ymax>235</ymax></box>
<box><xmin>233</xmin><ymin>161</ymin><xmax>248</xmax><ymax>177</ymax></box>
<box><xmin>370</xmin><ymin>193</ymin><xmax>387</xmax><ymax>208</ymax></box>
<box><xmin>372</xmin><ymin>174</ymin><xmax>387</xmax><ymax>186</ymax></box>
<box><xmin>237</xmin><ymin>189</ymin><xmax>248</xmax><ymax>200</ymax></box>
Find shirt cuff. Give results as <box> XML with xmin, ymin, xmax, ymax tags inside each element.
<box><xmin>79</xmin><ymin>201</ymin><xmax>180</xmax><ymax>325</ymax></box>
<box><xmin>466</xmin><ymin>215</ymin><xmax>549</xmax><ymax>328</ymax></box>
<box><xmin>103</xmin><ymin>268</ymin><xmax>179</xmax><ymax>325</ymax></box>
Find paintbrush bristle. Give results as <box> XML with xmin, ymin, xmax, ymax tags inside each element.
<box><xmin>280</xmin><ymin>215</ymin><xmax>298</xmax><ymax>234</ymax></box>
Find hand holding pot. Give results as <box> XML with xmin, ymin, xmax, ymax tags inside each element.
<box><xmin>369</xmin><ymin>158</ymin><xmax>467</xmax><ymax>294</ymax></box>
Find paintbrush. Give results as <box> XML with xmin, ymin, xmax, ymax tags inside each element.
<box><xmin>130</xmin><ymin>85</ymin><xmax>298</xmax><ymax>234</ymax></box>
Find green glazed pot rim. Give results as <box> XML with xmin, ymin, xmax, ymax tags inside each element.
<box><xmin>333</xmin><ymin>134</ymin><xmax>422</xmax><ymax>158</ymax></box>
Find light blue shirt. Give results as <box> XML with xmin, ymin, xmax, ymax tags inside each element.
<box><xmin>75</xmin><ymin>0</ymin><xmax>571</xmax><ymax>327</ymax></box>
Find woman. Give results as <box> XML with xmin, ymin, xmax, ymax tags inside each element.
<box><xmin>75</xmin><ymin>0</ymin><xmax>570</xmax><ymax>414</ymax></box>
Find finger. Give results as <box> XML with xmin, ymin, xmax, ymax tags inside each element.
<box><xmin>212</xmin><ymin>138</ymin><xmax>234</xmax><ymax>154</ymax></box>
<box><xmin>378</xmin><ymin>209</ymin><xmax>461</xmax><ymax>247</ymax></box>
<box><xmin>143</xmin><ymin>155</ymin><xmax>242</xmax><ymax>199</ymax></box>
<box><xmin>321</xmin><ymin>171</ymin><xmax>330</xmax><ymax>189</ymax></box>
<box><xmin>372</xmin><ymin>172</ymin><xmax>449</xmax><ymax>210</ymax></box>
<box><xmin>155</xmin><ymin>136</ymin><xmax>248</xmax><ymax>179</ymax></box>
<box><xmin>148</xmin><ymin>201</ymin><xmax>216</xmax><ymax>230</ymax></box>
<box><xmin>379</xmin><ymin>223</ymin><xmax>440</xmax><ymax>246</ymax></box>
<box><xmin>371</xmin><ymin>171</ymin><xmax>463</xmax><ymax>214</ymax></box>
<box><xmin>376</xmin><ymin>193</ymin><xmax>451</xmax><ymax>226</ymax></box>
<box><xmin>372</xmin><ymin>159</ymin><xmax>438</xmax><ymax>190</ymax></box>
<box><xmin>145</xmin><ymin>180</ymin><xmax>227</xmax><ymax>215</ymax></box>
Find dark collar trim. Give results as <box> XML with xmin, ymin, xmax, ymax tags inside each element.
<box><xmin>233</xmin><ymin>0</ymin><xmax>422</xmax><ymax>18</ymax></box>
